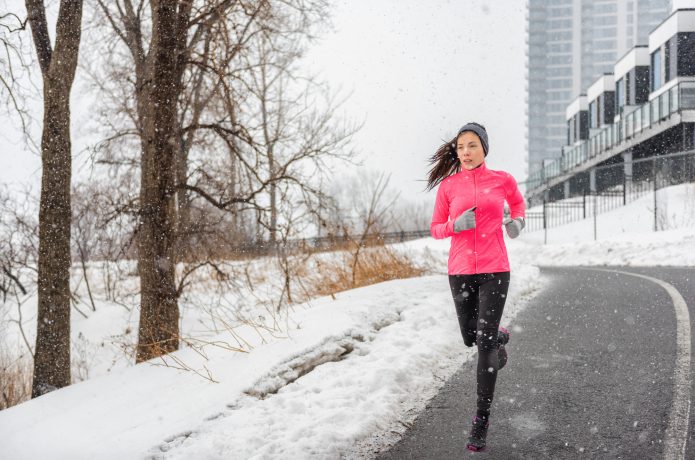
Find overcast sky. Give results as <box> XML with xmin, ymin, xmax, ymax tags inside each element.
<box><xmin>302</xmin><ymin>0</ymin><xmax>527</xmax><ymax>202</ymax></box>
<box><xmin>0</xmin><ymin>0</ymin><xmax>527</xmax><ymax>204</ymax></box>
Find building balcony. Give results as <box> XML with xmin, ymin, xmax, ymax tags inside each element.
<box><xmin>526</xmin><ymin>81</ymin><xmax>695</xmax><ymax>194</ymax></box>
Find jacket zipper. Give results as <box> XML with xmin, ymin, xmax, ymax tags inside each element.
<box><xmin>473</xmin><ymin>172</ymin><xmax>478</xmax><ymax>274</ymax></box>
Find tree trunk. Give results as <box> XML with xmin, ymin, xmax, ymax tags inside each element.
<box><xmin>269</xmin><ymin>156</ymin><xmax>277</xmax><ymax>244</ymax></box>
<box><xmin>260</xmin><ymin>62</ymin><xmax>278</xmax><ymax>244</ymax></box>
<box><xmin>175</xmin><ymin>139</ymin><xmax>191</xmax><ymax>260</ymax></box>
<box><xmin>27</xmin><ymin>0</ymin><xmax>83</xmax><ymax>397</ymax></box>
<box><xmin>135</xmin><ymin>0</ymin><xmax>191</xmax><ymax>363</ymax></box>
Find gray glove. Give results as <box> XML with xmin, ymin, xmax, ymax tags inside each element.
<box><xmin>503</xmin><ymin>217</ymin><xmax>525</xmax><ymax>239</ymax></box>
<box><xmin>454</xmin><ymin>206</ymin><xmax>476</xmax><ymax>232</ymax></box>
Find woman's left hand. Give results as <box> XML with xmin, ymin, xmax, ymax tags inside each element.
<box><xmin>503</xmin><ymin>217</ymin><xmax>525</xmax><ymax>239</ymax></box>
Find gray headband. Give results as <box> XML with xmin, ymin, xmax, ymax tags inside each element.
<box><xmin>457</xmin><ymin>122</ymin><xmax>489</xmax><ymax>156</ymax></box>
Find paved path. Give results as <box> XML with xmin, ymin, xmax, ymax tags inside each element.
<box><xmin>377</xmin><ymin>266</ymin><xmax>694</xmax><ymax>459</ymax></box>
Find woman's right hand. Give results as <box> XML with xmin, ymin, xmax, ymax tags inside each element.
<box><xmin>453</xmin><ymin>206</ymin><xmax>476</xmax><ymax>232</ymax></box>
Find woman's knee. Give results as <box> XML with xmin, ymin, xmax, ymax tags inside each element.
<box><xmin>476</xmin><ymin>328</ymin><xmax>498</xmax><ymax>352</ymax></box>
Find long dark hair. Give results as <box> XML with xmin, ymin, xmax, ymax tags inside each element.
<box><xmin>426</xmin><ymin>135</ymin><xmax>460</xmax><ymax>191</ymax></box>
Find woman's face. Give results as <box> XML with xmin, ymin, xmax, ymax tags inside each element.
<box><xmin>456</xmin><ymin>131</ymin><xmax>486</xmax><ymax>170</ymax></box>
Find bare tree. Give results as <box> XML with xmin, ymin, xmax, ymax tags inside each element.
<box><xmin>323</xmin><ymin>170</ymin><xmax>401</xmax><ymax>286</ymax></box>
<box><xmin>88</xmin><ymin>0</ymin><xmax>357</xmax><ymax>361</ymax></box>
<box><xmin>125</xmin><ymin>0</ymin><xmax>193</xmax><ymax>362</ymax></box>
<box><xmin>25</xmin><ymin>0</ymin><xmax>83</xmax><ymax>397</ymax></box>
<box><xmin>0</xmin><ymin>187</ymin><xmax>38</xmax><ymax>308</ymax></box>
<box><xmin>0</xmin><ymin>9</ymin><xmax>33</xmax><ymax>137</ymax></box>
<box><xmin>240</xmin><ymin>29</ymin><xmax>357</xmax><ymax>244</ymax></box>
<box><xmin>71</xmin><ymin>183</ymin><xmax>107</xmax><ymax>313</ymax></box>
<box><xmin>389</xmin><ymin>198</ymin><xmax>432</xmax><ymax>233</ymax></box>
<box><xmin>345</xmin><ymin>172</ymin><xmax>397</xmax><ymax>286</ymax></box>
<box><xmin>93</xmin><ymin>0</ymin><xmax>279</xmax><ymax>362</ymax></box>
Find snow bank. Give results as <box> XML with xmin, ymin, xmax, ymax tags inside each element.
<box><xmin>0</xmin><ymin>261</ymin><xmax>541</xmax><ymax>459</ymax></box>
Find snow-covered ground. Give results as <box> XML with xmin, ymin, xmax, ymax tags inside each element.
<box><xmin>514</xmin><ymin>182</ymin><xmax>695</xmax><ymax>266</ymax></box>
<box><xmin>0</xmin><ymin>183</ymin><xmax>693</xmax><ymax>460</ymax></box>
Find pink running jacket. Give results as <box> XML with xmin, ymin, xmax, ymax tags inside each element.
<box><xmin>430</xmin><ymin>162</ymin><xmax>526</xmax><ymax>274</ymax></box>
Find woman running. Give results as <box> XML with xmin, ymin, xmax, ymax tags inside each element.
<box><xmin>427</xmin><ymin>122</ymin><xmax>526</xmax><ymax>451</ymax></box>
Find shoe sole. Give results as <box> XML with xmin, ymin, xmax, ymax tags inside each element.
<box><xmin>498</xmin><ymin>344</ymin><xmax>508</xmax><ymax>370</ymax></box>
<box><xmin>466</xmin><ymin>444</ymin><xmax>485</xmax><ymax>452</ymax></box>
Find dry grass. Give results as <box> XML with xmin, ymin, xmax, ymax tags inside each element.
<box><xmin>303</xmin><ymin>245</ymin><xmax>429</xmax><ymax>300</ymax></box>
<box><xmin>0</xmin><ymin>355</ymin><xmax>32</xmax><ymax>410</ymax></box>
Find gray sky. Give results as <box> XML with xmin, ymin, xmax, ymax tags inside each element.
<box><xmin>0</xmin><ymin>0</ymin><xmax>527</xmax><ymax>204</ymax></box>
<box><xmin>302</xmin><ymin>0</ymin><xmax>527</xmax><ymax>202</ymax></box>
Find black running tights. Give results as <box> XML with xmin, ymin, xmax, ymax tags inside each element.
<box><xmin>448</xmin><ymin>272</ymin><xmax>510</xmax><ymax>420</ymax></box>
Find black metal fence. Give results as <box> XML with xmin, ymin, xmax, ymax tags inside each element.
<box><xmin>226</xmin><ymin>229</ymin><xmax>432</xmax><ymax>257</ymax></box>
<box><xmin>524</xmin><ymin>150</ymin><xmax>695</xmax><ymax>237</ymax></box>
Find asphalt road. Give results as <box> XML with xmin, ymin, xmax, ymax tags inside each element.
<box><xmin>376</xmin><ymin>266</ymin><xmax>694</xmax><ymax>459</ymax></box>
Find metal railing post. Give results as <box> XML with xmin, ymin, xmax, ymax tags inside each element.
<box><xmin>593</xmin><ymin>191</ymin><xmax>597</xmax><ymax>241</ymax></box>
<box><xmin>583</xmin><ymin>193</ymin><xmax>586</xmax><ymax>219</ymax></box>
<box><xmin>653</xmin><ymin>157</ymin><xmax>658</xmax><ymax>232</ymax></box>
<box><xmin>543</xmin><ymin>198</ymin><xmax>547</xmax><ymax>244</ymax></box>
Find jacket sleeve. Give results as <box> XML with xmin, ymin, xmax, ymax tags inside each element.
<box><xmin>505</xmin><ymin>173</ymin><xmax>526</xmax><ymax>220</ymax></box>
<box><xmin>430</xmin><ymin>182</ymin><xmax>455</xmax><ymax>239</ymax></box>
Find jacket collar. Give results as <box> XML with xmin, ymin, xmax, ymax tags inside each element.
<box><xmin>460</xmin><ymin>161</ymin><xmax>488</xmax><ymax>176</ymax></box>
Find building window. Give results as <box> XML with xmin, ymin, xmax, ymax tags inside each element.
<box><xmin>664</xmin><ymin>40</ymin><xmax>671</xmax><ymax>83</ymax></box>
<box><xmin>616</xmin><ymin>77</ymin><xmax>625</xmax><ymax>110</ymax></box>
<box><xmin>549</xmin><ymin>31</ymin><xmax>572</xmax><ymax>41</ymax></box>
<box><xmin>547</xmin><ymin>90</ymin><xmax>570</xmax><ymax>100</ymax></box>
<box><xmin>593</xmin><ymin>15</ymin><xmax>617</xmax><ymax>26</ymax></box>
<box><xmin>548</xmin><ymin>55</ymin><xmax>573</xmax><ymax>65</ymax></box>
<box><xmin>548</xmin><ymin>102</ymin><xmax>569</xmax><ymax>113</ymax></box>
<box><xmin>589</xmin><ymin>101</ymin><xmax>596</xmax><ymax>128</ymax></box>
<box><xmin>593</xmin><ymin>27</ymin><xmax>616</xmax><ymax>39</ymax></box>
<box><xmin>677</xmin><ymin>32</ymin><xmax>695</xmax><ymax>77</ymax></box>
<box><xmin>594</xmin><ymin>51</ymin><xmax>617</xmax><ymax>62</ymax></box>
<box><xmin>547</xmin><ymin>78</ymin><xmax>572</xmax><ymax>89</ymax></box>
<box><xmin>548</xmin><ymin>7</ymin><xmax>572</xmax><ymax>17</ymax></box>
<box><xmin>548</xmin><ymin>43</ymin><xmax>572</xmax><ymax>53</ymax></box>
<box><xmin>595</xmin><ymin>3</ymin><xmax>617</xmax><ymax>13</ymax></box>
<box><xmin>547</xmin><ymin>67</ymin><xmax>572</xmax><ymax>77</ymax></box>
<box><xmin>626</xmin><ymin>73</ymin><xmax>631</xmax><ymax>104</ymax></box>
<box><xmin>548</xmin><ymin>19</ymin><xmax>572</xmax><ymax>29</ymax></box>
<box><xmin>594</xmin><ymin>39</ymin><xmax>616</xmax><ymax>51</ymax></box>
<box><xmin>651</xmin><ymin>48</ymin><xmax>662</xmax><ymax>91</ymax></box>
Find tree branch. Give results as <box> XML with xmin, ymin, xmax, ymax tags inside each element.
<box><xmin>24</xmin><ymin>0</ymin><xmax>52</xmax><ymax>74</ymax></box>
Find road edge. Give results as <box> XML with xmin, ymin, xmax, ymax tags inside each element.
<box><xmin>584</xmin><ymin>268</ymin><xmax>692</xmax><ymax>460</ymax></box>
